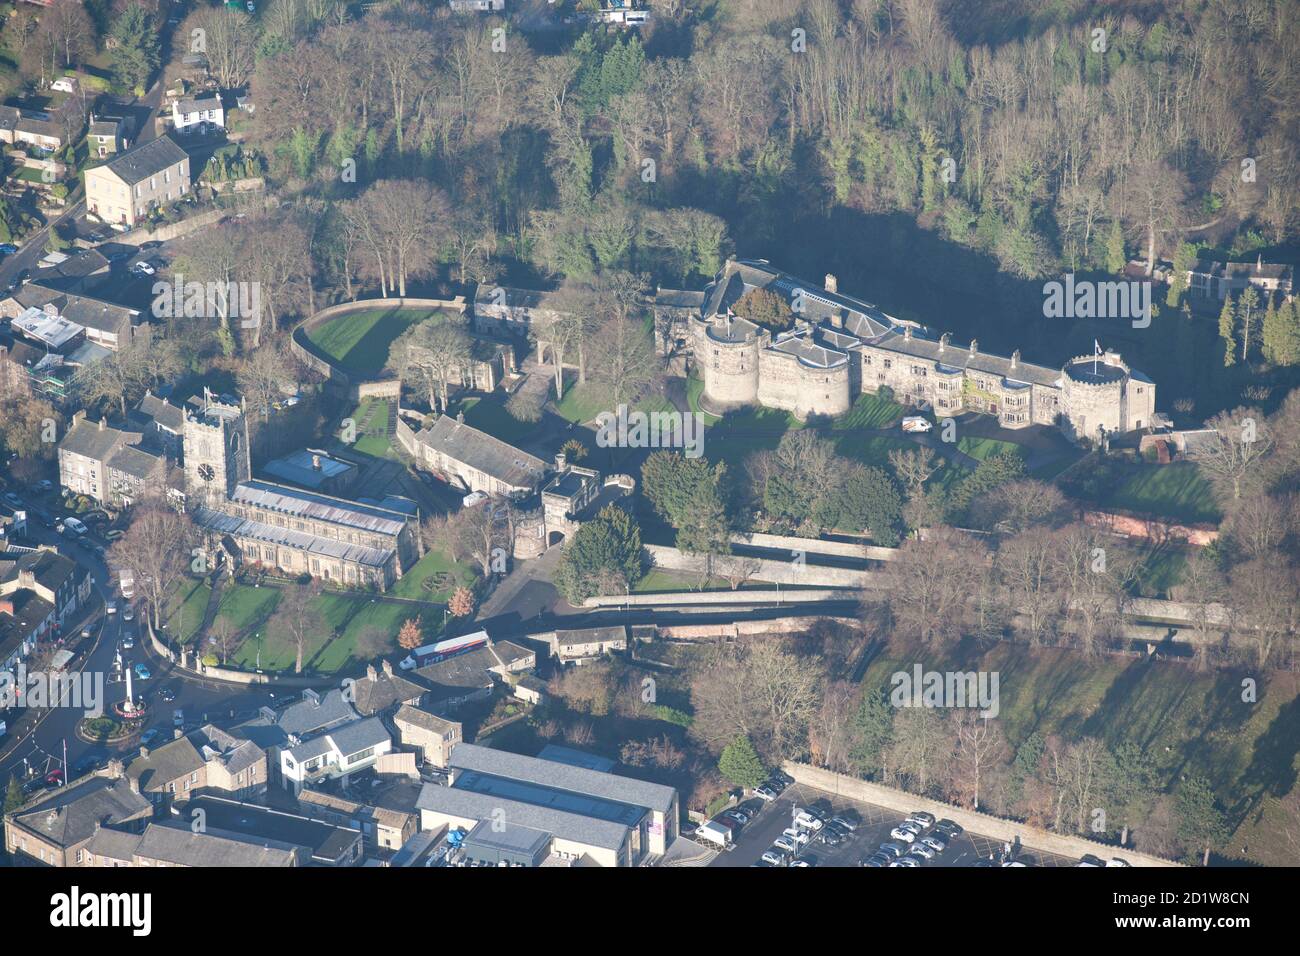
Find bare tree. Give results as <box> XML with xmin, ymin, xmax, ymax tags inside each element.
<box><xmin>1194</xmin><ymin>407</ymin><xmax>1275</xmax><ymax>507</ymax></box>
<box><xmin>269</xmin><ymin>579</ymin><xmax>326</xmax><ymax>674</ymax></box>
<box><xmin>950</xmin><ymin>711</ymin><xmax>1007</xmax><ymax>811</ymax></box>
<box><xmin>109</xmin><ymin>505</ymin><xmax>195</xmax><ymax>632</ymax></box>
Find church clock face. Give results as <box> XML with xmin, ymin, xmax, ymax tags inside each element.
<box><xmin>197</xmin><ymin>463</ymin><xmax>216</xmax><ymax>482</ymax></box>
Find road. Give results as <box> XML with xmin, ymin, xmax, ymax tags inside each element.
<box><xmin>0</xmin><ymin>500</ymin><xmax>280</xmax><ymax>791</ymax></box>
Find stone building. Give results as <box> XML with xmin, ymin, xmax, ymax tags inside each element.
<box><xmin>675</xmin><ymin>259</ymin><xmax>1156</xmax><ymax>440</ymax></box>
<box><xmin>182</xmin><ymin>389</ymin><xmax>251</xmax><ymax>510</ymax></box>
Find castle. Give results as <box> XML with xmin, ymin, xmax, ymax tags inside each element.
<box><xmin>679</xmin><ymin>259</ymin><xmax>1157</xmax><ymax>442</ymax></box>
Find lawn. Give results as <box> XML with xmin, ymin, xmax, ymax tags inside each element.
<box><xmin>831</xmin><ymin>391</ymin><xmax>907</xmax><ymax>430</ymax></box>
<box><xmin>552</xmin><ymin>374</ymin><xmax>676</xmax><ymax>424</ymax></box>
<box><xmin>1101</xmin><ymin>462</ymin><xmax>1220</xmax><ymax>524</ymax></box>
<box><xmin>306</xmin><ymin>307</ymin><xmax>450</xmax><ymax>377</ymax></box>
<box><xmin>389</xmin><ymin>549</ymin><xmax>480</xmax><ymax>603</ymax></box>
<box><xmin>345</xmin><ymin>397</ymin><xmax>394</xmax><ymax>458</ymax></box>
<box><xmin>162</xmin><ymin>578</ymin><xmax>211</xmax><ymax>645</ymax></box>
<box><xmin>858</xmin><ymin>637</ymin><xmax>1300</xmax><ymax>865</ymax></box>
<box><xmin>955</xmin><ymin>435</ymin><xmax>1027</xmax><ymax>461</ymax></box>
<box><xmin>631</xmin><ymin>569</ymin><xmax>774</xmax><ymax>593</ymax></box>
<box><xmin>451</xmin><ymin>394</ymin><xmax>535</xmax><ymax>446</ymax></box>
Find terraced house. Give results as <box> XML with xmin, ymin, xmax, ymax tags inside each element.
<box><xmin>678</xmin><ymin>259</ymin><xmax>1157</xmax><ymax>442</ymax></box>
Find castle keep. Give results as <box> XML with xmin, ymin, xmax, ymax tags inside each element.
<box><xmin>683</xmin><ymin>259</ymin><xmax>1156</xmax><ymax>441</ymax></box>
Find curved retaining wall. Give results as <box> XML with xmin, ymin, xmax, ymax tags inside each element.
<box><xmin>147</xmin><ymin>621</ymin><xmax>330</xmax><ymax>688</ymax></box>
<box><xmin>290</xmin><ymin>296</ymin><xmax>467</xmax><ymax>395</ymax></box>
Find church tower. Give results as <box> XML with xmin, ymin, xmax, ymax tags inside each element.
<box><xmin>183</xmin><ymin>388</ymin><xmax>250</xmax><ymax>508</ymax></box>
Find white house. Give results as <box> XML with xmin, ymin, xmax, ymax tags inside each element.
<box><xmin>279</xmin><ymin>716</ymin><xmax>393</xmax><ymax>795</ymax></box>
<box><xmin>172</xmin><ymin>94</ymin><xmax>225</xmax><ymax>135</ymax></box>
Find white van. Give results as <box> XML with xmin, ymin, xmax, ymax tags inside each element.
<box><xmin>62</xmin><ymin>516</ymin><xmax>88</xmax><ymax>536</ymax></box>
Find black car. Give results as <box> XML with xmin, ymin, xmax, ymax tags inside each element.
<box><xmin>160</xmin><ymin>688</ymin><xmax>177</xmax><ymax>702</ymax></box>
<box><xmin>935</xmin><ymin>819</ymin><xmax>964</xmax><ymax>838</ymax></box>
<box><xmin>819</xmin><ymin>827</ymin><xmax>844</xmax><ymax>847</ymax></box>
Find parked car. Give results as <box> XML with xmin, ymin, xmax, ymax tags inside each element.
<box><xmin>891</xmin><ymin>856</ymin><xmax>921</xmax><ymax>867</ymax></box>
<box><xmin>935</xmin><ymin>819</ymin><xmax>964</xmax><ymax>838</ymax></box>
<box><xmin>133</xmin><ymin>663</ymin><xmax>151</xmax><ymax>680</ymax></box>
<box><xmin>123</xmin><ymin>605</ymin><xmax>134</xmax><ymax>622</ymax></box>
<box><xmin>140</xmin><ymin>728</ymin><xmax>161</xmax><ymax>746</ymax></box>
<box><xmin>878</xmin><ymin>842</ymin><xmax>906</xmax><ymax>858</ymax></box>
<box><xmin>753</xmin><ymin>785</ymin><xmax>777</xmax><ymax>802</ymax></box>
<box><xmin>901</xmin><ymin>415</ymin><xmax>933</xmax><ymax>433</ymax></box>
<box><xmin>2</xmin><ymin>492</ymin><xmax>21</xmax><ymax>507</ymax></box>
<box><xmin>794</xmin><ymin>811</ymin><xmax>824</xmax><ymax>831</ymax></box>
<box><xmin>830</xmin><ymin>811</ymin><xmax>861</xmax><ymax>832</ymax></box>
<box><xmin>160</xmin><ymin>688</ymin><xmax>176</xmax><ymax>702</ymax></box>
<box><xmin>819</xmin><ymin>827</ymin><xmax>844</xmax><ymax>847</ymax></box>
<box><xmin>1107</xmin><ymin>858</ymin><xmax>1132</xmax><ymax>868</ymax></box>
<box><xmin>773</xmin><ymin>836</ymin><xmax>798</xmax><ymax>854</ymax></box>
<box><xmin>761</xmin><ymin>850</ymin><xmax>787</xmax><ymax>867</ymax></box>
<box><xmin>907</xmin><ymin>811</ymin><xmax>936</xmax><ymax>828</ymax></box>
<box><xmin>44</xmin><ymin>769</ymin><xmax>64</xmax><ymax>787</ymax></box>
<box><xmin>782</xmin><ymin>827</ymin><xmax>810</xmax><ymax>846</ymax></box>
<box><xmin>72</xmin><ymin>754</ymin><xmax>105</xmax><ymax>776</ymax></box>
<box><xmin>890</xmin><ymin>826</ymin><xmax>919</xmax><ymax>843</ymax></box>
<box><xmin>861</xmin><ymin>855</ymin><xmax>889</xmax><ymax>868</ymax></box>
<box><xmin>1077</xmin><ymin>854</ymin><xmax>1107</xmax><ymax>868</ymax></box>
<box><xmin>919</xmin><ymin>836</ymin><xmax>947</xmax><ymax>854</ymax></box>
<box><xmin>131</xmin><ymin>261</ymin><xmax>157</xmax><ymax>276</ymax></box>
<box><xmin>909</xmin><ymin>843</ymin><xmax>936</xmax><ymax>860</ymax></box>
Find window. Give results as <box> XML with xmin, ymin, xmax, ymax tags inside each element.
<box><xmin>883</xmin><ymin>359</ymin><xmax>892</xmax><ymax>369</ymax></box>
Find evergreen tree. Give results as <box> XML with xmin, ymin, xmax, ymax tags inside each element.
<box><xmin>1262</xmin><ymin>297</ymin><xmax>1300</xmax><ymax>366</ymax></box>
<box><xmin>1218</xmin><ymin>294</ymin><xmax>1236</xmax><ymax>366</ymax></box>
<box><xmin>554</xmin><ymin>504</ymin><xmax>644</xmax><ymax>604</ymax></box>
<box><xmin>1104</xmin><ymin>219</ymin><xmax>1126</xmax><ymax>274</ymax></box>
<box><xmin>718</xmin><ymin>736</ymin><xmax>766</xmax><ymax>790</ymax></box>
<box><xmin>850</xmin><ymin>688</ymin><xmax>895</xmax><ymax>779</ymax></box>
<box><xmin>1236</xmin><ymin>287</ymin><xmax>1260</xmax><ymax>363</ymax></box>
<box><xmin>1166</xmin><ymin>242</ymin><xmax>1197</xmax><ymax>307</ymax></box>
<box><xmin>110</xmin><ymin>2</ymin><xmax>160</xmax><ymax>93</ymax></box>
<box><xmin>3</xmin><ymin>774</ymin><xmax>23</xmax><ymax>814</ymax></box>
<box><xmin>1175</xmin><ymin>774</ymin><xmax>1229</xmax><ymax>866</ymax></box>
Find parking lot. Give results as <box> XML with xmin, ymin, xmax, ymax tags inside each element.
<box><xmin>709</xmin><ymin>780</ymin><xmax>1079</xmax><ymax>868</ymax></box>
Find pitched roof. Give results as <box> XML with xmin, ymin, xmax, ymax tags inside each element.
<box><xmin>101</xmin><ymin>134</ymin><xmax>188</xmax><ymax>186</ymax></box>
<box><xmin>193</xmin><ymin>507</ymin><xmax>396</xmax><ymax>569</ymax></box>
<box><xmin>394</xmin><ymin>703</ymin><xmax>459</xmax><ymax>734</ymax></box>
<box><xmin>350</xmin><ymin>668</ymin><xmax>426</xmax><ymax>717</ymax></box>
<box><xmin>554</xmin><ymin>625</ymin><xmax>627</xmax><ymax>649</ymax></box>
<box><xmin>413</xmin><ymin>415</ymin><xmax>546</xmax><ymax>489</ymax></box>
<box><xmin>417</xmin><ymin>783</ymin><xmax>628</xmax><ymax>851</ymax></box>
<box><xmin>231</xmin><ymin>479</ymin><xmax>410</xmax><ymax>537</ymax></box>
<box><xmin>127</xmin><ymin>735</ymin><xmax>206</xmax><ymax>791</ymax></box>
<box><xmin>134</xmin><ymin>393</ymin><xmax>184</xmax><ymax>433</ymax></box>
<box><xmin>107</xmin><ymin>443</ymin><xmax>165</xmax><ymax>481</ymax></box>
<box><xmin>59</xmin><ymin>417</ymin><xmax>138</xmax><ymax>463</ymax></box>
<box><xmin>136</xmin><ymin>822</ymin><xmax>299</xmax><ymax>867</ymax></box>
<box><xmin>449</xmin><ymin>743</ymin><xmax>676</xmax><ymax>814</ymax></box>
<box><xmin>11</xmin><ymin>776</ymin><xmax>152</xmax><ymax>848</ymax></box>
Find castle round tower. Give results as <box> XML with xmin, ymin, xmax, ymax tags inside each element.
<box><xmin>692</xmin><ymin>314</ymin><xmax>762</xmax><ymax>415</ymax></box>
<box><xmin>1060</xmin><ymin>351</ymin><xmax>1131</xmax><ymax>441</ymax></box>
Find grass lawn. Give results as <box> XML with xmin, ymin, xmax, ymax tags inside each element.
<box><xmin>306</xmin><ymin>307</ymin><xmax>451</xmax><ymax>377</ymax></box>
<box><xmin>451</xmin><ymin>395</ymin><xmax>535</xmax><ymax>446</ymax></box>
<box><xmin>858</xmin><ymin>638</ymin><xmax>1300</xmax><ymax>865</ymax></box>
<box><xmin>552</xmin><ymin>374</ymin><xmax>676</xmax><ymax>424</ymax></box>
<box><xmin>1102</xmin><ymin>462</ymin><xmax>1220</xmax><ymax>524</ymax></box>
<box><xmin>831</xmin><ymin>391</ymin><xmax>907</xmax><ymax>430</ymax></box>
<box><xmin>345</xmin><ymin>397</ymin><xmax>394</xmax><ymax>458</ymax></box>
<box><xmin>955</xmin><ymin>435</ymin><xmax>1027</xmax><ymax>461</ymax></box>
<box><xmin>162</xmin><ymin>578</ymin><xmax>210</xmax><ymax>645</ymax></box>
<box><xmin>213</xmin><ymin>583</ymin><xmax>279</xmax><ymax>632</ymax></box>
<box><xmin>389</xmin><ymin>549</ymin><xmax>480</xmax><ymax>603</ymax></box>
<box><xmin>631</xmin><ymin>569</ymin><xmax>776</xmax><ymax>592</ymax></box>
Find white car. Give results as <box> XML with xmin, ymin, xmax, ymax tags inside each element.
<box><xmin>132</xmin><ymin>261</ymin><xmax>157</xmax><ymax>276</ymax></box>
<box><xmin>105</xmin><ymin>601</ymin><xmax>118</xmax><ymax>615</ymax></box>
<box><xmin>890</xmin><ymin>826</ymin><xmax>918</xmax><ymax>843</ymax></box>
<box><xmin>782</xmin><ymin>827</ymin><xmax>810</xmax><ymax>846</ymax></box>
<box><xmin>760</xmin><ymin>850</ymin><xmax>786</xmax><ymax>866</ymax></box>
<box><xmin>908</xmin><ymin>843</ymin><xmax>935</xmax><ymax>860</ymax></box>
<box><xmin>920</xmin><ymin>836</ymin><xmax>946</xmax><ymax>853</ymax></box>
<box><xmin>1107</xmin><ymin>858</ymin><xmax>1131</xmax><ymax>867</ymax></box>
<box><xmin>891</xmin><ymin>856</ymin><xmax>921</xmax><ymax>867</ymax></box>
<box><xmin>900</xmin><ymin>415</ymin><xmax>933</xmax><ymax>433</ymax></box>
<box><xmin>906</xmin><ymin>812</ymin><xmax>936</xmax><ymax>828</ymax></box>
<box><xmin>773</xmin><ymin>836</ymin><xmax>798</xmax><ymax>854</ymax></box>
<box><xmin>462</xmin><ymin>491</ymin><xmax>488</xmax><ymax>508</ymax></box>
<box><xmin>793</xmin><ymin>811</ymin><xmax>823</xmax><ymax>831</ymax></box>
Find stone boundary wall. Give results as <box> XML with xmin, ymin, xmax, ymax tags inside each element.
<box><xmin>356</xmin><ymin>379</ymin><xmax>402</xmax><ymax>401</ymax></box>
<box><xmin>146</xmin><ymin>621</ymin><xmax>329</xmax><ymax>688</ymax></box>
<box><xmin>395</xmin><ymin>416</ymin><xmax>419</xmax><ymax>456</ymax></box>
<box><xmin>112</xmin><ymin>204</ymin><xmax>260</xmax><ymax>247</ymax></box>
<box><xmin>732</xmin><ymin>531</ymin><xmax>898</xmax><ymax>562</ymax></box>
<box><xmin>585</xmin><ymin>588</ymin><xmax>860</xmax><ymax>608</ymax></box>
<box><xmin>783</xmin><ymin>762</ymin><xmax>1182</xmax><ymax>867</ymax></box>
<box><xmin>290</xmin><ymin>296</ymin><xmax>467</xmax><ymax>391</ymax></box>
<box><xmin>656</xmin><ymin>617</ymin><xmax>840</xmax><ymax>640</ymax></box>
<box><xmin>645</xmin><ymin>543</ymin><xmax>876</xmax><ymax>588</ymax></box>
<box><xmin>1084</xmin><ymin>509</ymin><xmax>1219</xmax><ymax>546</ymax></box>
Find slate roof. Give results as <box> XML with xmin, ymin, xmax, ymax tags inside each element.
<box><xmin>449</xmin><ymin>743</ymin><xmax>676</xmax><ymax>814</ymax></box>
<box><xmin>16</xmin><ymin>285</ymin><xmax>140</xmax><ymax>338</ymax></box>
<box><xmin>59</xmin><ymin>417</ymin><xmax>139</xmax><ymax>462</ymax></box>
<box><xmin>137</xmin><ymin>822</ymin><xmax>299</xmax><ymax>867</ymax></box>
<box><xmin>127</xmin><ymin>736</ymin><xmax>206</xmax><ymax>792</ymax></box>
<box><xmin>417</xmin><ymin>783</ymin><xmax>629</xmax><ymax>851</ymax></box>
<box><xmin>134</xmin><ymin>393</ymin><xmax>184</xmax><ymax>433</ymax></box>
<box><xmin>554</xmin><ymin>625</ymin><xmax>627</xmax><ymax>650</ymax></box>
<box><xmin>84</xmin><ymin>825</ymin><xmax>143</xmax><ymax>861</ymax></box>
<box><xmin>868</xmin><ymin>327</ymin><xmax>1063</xmax><ymax>388</ymax></box>
<box><xmin>350</xmin><ymin>668</ymin><xmax>426</xmax><ymax>717</ymax></box>
<box><xmin>102</xmin><ymin>134</ymin><xmax>188</xmax><ymax>186</ymax></box>
<box><xmin>11</xmin><ymin>776</ymin><xmax>151</xmax><ymax>848</ymax></box>
<box><xmin>394</xmin><ymin>703</ymin><xmax>459</xmax><ymax>735</ymax></box>
<box><xmin>194</xmin><ymin>507</ymin><xmax>395</xmax><ymax>569</ymax></box>
<box><xmin>231</xmin><ymin>479</ymin><xmax>409</xmax><ymax>537</ymax></box>
<box><xmin>107</xmin><ymin>443</ymin><xmax>164</xmax><ymax>481</ymax></box>
<box><xmin>413</xmin><ymin>415</ymin><xmax>546</xmax><ymax>490</ymax></box>
<box><xmin>1</xmin><ymin>548</ymin><xmax>82</xmax><ymax>595</ymax></box>
<box><xmin>414</xmin><ymin>646</ymin><xmax>499</xmax><ymax>698</ymax></box>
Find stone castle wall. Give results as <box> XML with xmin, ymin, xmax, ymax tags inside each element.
<box><xmin>693</xmin><ymin>319</ymin><xmax>760</xmax><ymax>411</ymax></box>
<box><xmin>756</xmin><ymin>350</ymin><xmax>851</xmax><ymax>419</ymax></box>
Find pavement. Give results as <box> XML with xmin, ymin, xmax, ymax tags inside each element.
<box><xmin>709</xmin><ymin>779</ymin><xmax>1079</xmax><ymax>869</ymax></box>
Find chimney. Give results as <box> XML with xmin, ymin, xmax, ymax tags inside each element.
<box><xmin>98</xmin><ymin>418</ymin><xmax>106</xmax><ymax>431</ymax></box>
<box><xmin>831</xmin><ymin>308</ymin><xmax>845</xmax><ymax>330</ymax></box>
<box><xmin>824</xmin><ymin>274</ymin><xmax>838</xmax><ymax>294</ymax></box>
<box><xmin>173</xmin><ymin>728</ymin><xmax>183</xmax><ymax>739</ymax></box>
<box><xmin>970</xmin><ymin>339</ymin><xmax>978</xmax><ymax>356</ymax></box>
<box><xmin>903</xmin><ymin>326</ymin><xmax>912</xmax><ymax>341</ymax></box>
<box><xmin>303</xmin><ymin>688</ymin><xmax>320</xmax><ymax>705</ymax></box>
<box><xmin>555</xmin><ymin>451</ymin><xmax>567</xmax><ymax>472</ymax></box>
<box><xmin>1011</xmin><ymin>350</ymin><xmax>1020</xmax><ymax>368</ymax></box>
<box><xmin>139</xmin><ymin>747</ymin><xmax>149</xmax><ymax>759</ymax></box>
<box><xmin>312</xmin><ymin>453</ymin><xmax>322</xmax><ymax>471</ymax></box>
<box><xmin>456</xmin><ymin>410</ymin><xmax>465</xmax><ymax>425</ymax></box>
<box><xmin>366</xmin><ymin>663</ymin><xmax>378</xmax><ymax>682</ymax></box>
<box><xmin>107</xmin><ymin>758</ymin><xmax>124</xmax><ymax>779</ymax></box>
<box><xmin>1256</xmin><ymin>254</ymin><xmax>1263</xmax><ymax>272</ymax></box>
<box><xmin>127</xmin><ymin>775</ymin><xmax>140</xmax><ymax>793</ymax></box>
<box><xmin>381</xmin><ymin>659</ymin><xmax>394</xmax><ymax>678</ymax></box>
<box><xmin>939</xmin><ymin>332</ymin><xmax>950</xmax><ymax>352</ymax></box>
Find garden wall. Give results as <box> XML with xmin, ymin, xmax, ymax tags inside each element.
<box><xmin>783</xmin><ymin>762</ymin><xmax>1182</xmax><ymax>867</ymax></box>
<box><xmin>644</xmin><ymin>543</ymin><xmax>877</xmax><ymax>588</ymax></box>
